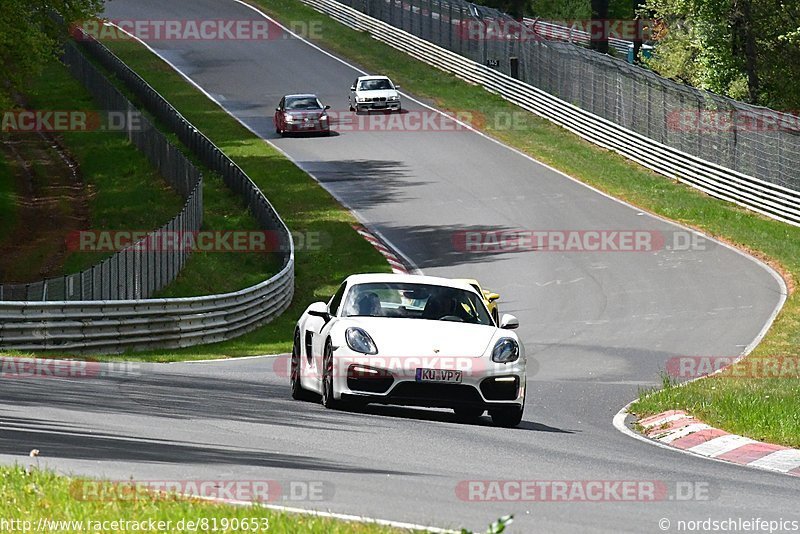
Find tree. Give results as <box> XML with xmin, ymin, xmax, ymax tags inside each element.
<box><xmin>0</xmin><ymin>0</ymin><xmax>103</xmax><ymax>107</ymax></box>
<box><xmin>641</xmin><ymin>0</ymin><xmax>800</xmax><ymax>108</ymax></box>
<box><xmin>590</xmin><ymin>0</ymin><xmax>610</xmax><ymax>53</ymax></box>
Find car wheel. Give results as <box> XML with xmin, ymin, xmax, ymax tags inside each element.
<box><xmin>321</xmin><ymin>339</ymin><xmax>339</xmax><ymax>409</ymax></box>
<box><xmin>490</xmin><ymin>404</ymin><xmax>524</xmax><ymax>428</ymax></box>
<box><xmin>454</xmin><ymin>407</ymin><xmax>484</xmax><ymax>420</ymax></box>
<box><xmin>291</xmin><ymin>329</ymin><xmax>316</xmax><ymax>401</ymax></box>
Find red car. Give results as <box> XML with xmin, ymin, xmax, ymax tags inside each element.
<box><xmin>274</xmin><ymin>94</ymin><xmax>331</xmax><ymax>136</ymax></box>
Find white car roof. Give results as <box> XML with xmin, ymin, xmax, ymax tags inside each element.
<box><xmin>357</xmin><ymin>75</ymin><xmax>392</xmax><ymax>81</ymax></box>
<box><xmin>343</xmin><ymin>273</ymin><xmax>476</xmax><ymax>292</ymax></box>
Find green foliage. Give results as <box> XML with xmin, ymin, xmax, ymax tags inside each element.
<box><xmin>641</xmin><ymin>0</ymin><xmax>800</xmax><ymax>108</ymax></box>
<box><xmin>0</xmin><ymin>0</ymin><xmax>103</xmax><ymax>107</ymax></box>
<box><xmin>529</xmin><ymin>0</ymin><xmax>591</xmax><ymax>19</ymax></box>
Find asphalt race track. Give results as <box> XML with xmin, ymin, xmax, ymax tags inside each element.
<box><xmin>1</xmin><ymin>0</ymin><xmax>797</xmax><ymax>531</ymax></box>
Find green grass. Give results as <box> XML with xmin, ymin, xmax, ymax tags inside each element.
<box><xmin>0</xmin><ymin>154</ymin><xmax>17</xmax><ymax>243</ymax></box>
<box><xmin>0</xmin><ymin>465</ymin><xmax>410</xmax><ymax>534</ymax></box>
<box><xmin>23</xmin><ymin>60</ymin><xmax>184</xmax><ymax>274</ymax></box>
<box><xmin>238</xmin><ymin>0</ymin><xmax>800</xmax><ymax>445</ymax></box>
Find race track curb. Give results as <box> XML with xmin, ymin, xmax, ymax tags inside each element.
<box><xmin>639</xmin><ymin>410</ymin><xmax>800</xmax><ymax>477</ymax></box>
<box><xmin>352</xmin><ymin>224</ymin><xmax>411</xmax><ymax>274</ymax></box>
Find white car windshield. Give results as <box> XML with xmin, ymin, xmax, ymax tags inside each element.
<box><xmin>342</xmin><ymin>282</ymin><xmax>492</xmax><ymax>325</ymax></box>
<box><xmin>358</xmin><ymin>79</ymin><xmax>393</xmax><ymax>91</ymax></box>
<box><xmin>285</xmin><ymin>97</ymin><xmax>322</xmax><ymax>110</ymax></box>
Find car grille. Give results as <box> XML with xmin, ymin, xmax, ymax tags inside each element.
<box><xmin>480</xmin><ymin>376</ymin><xmax>519</xmax><ymax>401</ymax></box>
<box><xmin>387</xmin><ymin>382</ymin><xmax>484</xmax><ymax>405</ymax></box>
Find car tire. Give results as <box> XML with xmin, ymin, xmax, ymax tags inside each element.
<box><xmin>490</xmin><ymin>404</ymin><xmax>524</xmax><ymax>428</ymax></box>
<box><xmin>291</xmin><ymin>330</ymin><xmax>316</xmax><ymax>401</ymax></box>
<box><xmin>454</xmin><ymin>407</ymin><xmax>484</xmax><ymax>420</ymax></box>
<box><xmin>321</xmin><ymin>339</ymin><xmax>340</xmax><ymax>409</ymax></box>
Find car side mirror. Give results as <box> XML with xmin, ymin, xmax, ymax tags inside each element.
<box><xmin>324</xmin><ymin>105</ymin><xmax>331</xmax><ymax>110</ymax></box>
<box><xmin>350</xmin><ymin>85</ymin><xmax>356</xmax><ymax>91</ymax></box>
<box><xmin>487</xmin><ymin>292</ymin><xmax>500</xmax><ymax>302</ymax></box>
<box><xmin>394</xmin><ymin>85</ymin><xmax>401</xmax><ymax>89</ymax></box>
<box><xmin>499</xmin><ymin>313</ymin><xmax>519</xmax><ymax>329</ymax></box>
<box><xmin>307</xmin><ymin>301</ymin><xmax>331</xmax><ymax>322</ymax></box>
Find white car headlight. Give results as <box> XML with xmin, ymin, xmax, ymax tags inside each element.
<box><xmin>284</xmin><ymin>113</ymin><xmax>295</xmax><ymax>122</ymax></box>
<box><xmin>491</xmin><ymin>338</ymin><xmax>519</xmax><ymax>363</ymax></box>
<box><xmin>357</xmin><ymin>97</ymin><xmax>368</xmax><ymax>103</ymax></box>
<box><xmin>320</xmin><ymin>114</ymin><xmax>329</xmax><ymax>121</ymax></box>
<box><xmin>345</xmin><ymin>327</ymin><xmax>378</xmax><ymax>355</ymax></box>
<box><xmin>389</xmin><ymin>95</ymin><xmax>400</xmax><ymax>101</ymax></box>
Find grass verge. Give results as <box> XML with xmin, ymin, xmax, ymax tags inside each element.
<box><xmin>0</xmin><ymin>465</ymin><xmax>410</xmax><ymax>534</ymax></box>
<box><xmin>239</xmin><ymin>0</ymin><xmax>800</xmax><ymax>445</ymax></box>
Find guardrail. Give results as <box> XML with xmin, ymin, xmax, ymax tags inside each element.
<box><xmin>0</xmin><ymin>35</ymin><xmax>294</xmax><ymax>353</ymax></box>
<box><xmin>302</xmin><ymin>0</ymin><xmax>800</xmax><ymax>226</ymax></box>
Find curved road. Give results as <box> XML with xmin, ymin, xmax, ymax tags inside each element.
<box><xmin>1</xmin><ymin>0</ymin><xmax>796</xmax><ymax>531</ymax></box>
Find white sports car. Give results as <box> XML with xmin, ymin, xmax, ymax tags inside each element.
<box><xmin>290</xmin><ymin>273</ymin><xmax>526</xmax><ymax>427</ymax></box>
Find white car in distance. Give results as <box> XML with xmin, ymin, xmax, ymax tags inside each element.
<box><xmin>348</xmin><ymin>75</ymin><xmax>402</xmax><ymax>113</ymax></box>
<box><xmin>290</xmin><ymin>274</ymin><xmax>526</xmax><ymax>427</ymax></box>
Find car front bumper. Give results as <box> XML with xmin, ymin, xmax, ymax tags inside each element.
<box><xmin>332</xmin><ymin>352</ymin><xmax>525</xmax><ymax>409</ymax></box>
<box><xmin>356</xmin><ymin>101</ymin><xmax>401</xmax><ymax>111</ymax></box>
<box><xmin>284</xmin><ymin>121</ymin><xmax>330</xmax><ymax>133</ymax></box>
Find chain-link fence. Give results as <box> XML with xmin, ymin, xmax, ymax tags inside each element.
<box><xmin>345</xmin><ymin>0</ymin><xmax>800</xmax><ymax>193</ymax></box>
<box><xmin>0</xmin><ymin>43</ymin><xmax>203</xmax><ymax>301</ymax></box>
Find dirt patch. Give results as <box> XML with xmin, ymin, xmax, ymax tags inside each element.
<box><xmin>0</xmin><ymin>130</ymin><xmax>90</xmax><ymax>283</ymax></box>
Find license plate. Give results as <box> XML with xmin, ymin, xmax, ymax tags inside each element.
<box><xmin>415</xmin><ymin>368</ymin><xmax>462</xmax><ymax>383</ymax></box>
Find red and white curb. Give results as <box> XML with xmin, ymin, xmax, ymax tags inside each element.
<box><xmin>638</xmin><ymin>410</ymin><xmax>800</xmax><ymax>477</ymax></box>
<box><xmin>352</xmin><ymin>224</ymin><xmax>410</xmax><ymax>274</ymax></box>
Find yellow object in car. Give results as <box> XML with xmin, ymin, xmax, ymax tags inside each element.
<box><xmin>453</xmin><ymin>278</ymin><xmax>500</xmax><ymax>325</ymax></box>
